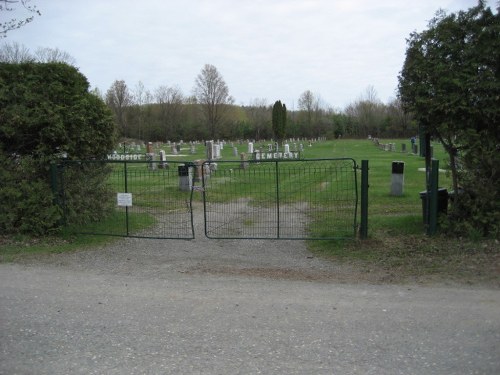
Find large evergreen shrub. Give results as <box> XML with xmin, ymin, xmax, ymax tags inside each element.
<box><xmin>0</xmin><ymin>63</ymin><xmax>117</xmax><ymax>235</ymax></box>
<box><xmin>398</xmin><ymin>3</ymin><xmax>499</xmax><ymax>238</ymax></box>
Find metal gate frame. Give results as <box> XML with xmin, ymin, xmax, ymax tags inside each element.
<box><xmin>200</xmin><ymin>158</ymin><xmax>360</xmax><ymax>240</ymax></box>
<box><xmin>52</xmin><ymin>159</ymin><xmax>195</xmax><ymax>239</ymax></box>
<box><xmin>52</xmin><ymin>158</ymin><xmax>368</xmax><ymax>240</ymax></box>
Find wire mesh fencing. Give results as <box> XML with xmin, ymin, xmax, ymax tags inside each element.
<box><xmin>55</xmin><ymin>160</ymin><xmax>194</xmax><ymax>239</ymax></box>
<box><xmin>201</xmin><ymin>158</ymin><xmax>358</xmax><ymax>239</ymax></box>
<box><xmin>54</xmin><ymin>158</ymin><xmax>358</xmax><ymax>240</ymax></box>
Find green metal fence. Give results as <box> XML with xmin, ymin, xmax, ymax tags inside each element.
<box><xmin>54</xmin><ymin>160</ymin><xmax>194</xmax><ymax>239</ymax></box>
<box><xmin>53</xmin><ymin>158</ymin><xmax>362</xmax><ymax>240</ymax></box>
<box><xmin>201</xmin><ymin>158</ymin><xmax>359</xmax><ymax>239</ymax></box>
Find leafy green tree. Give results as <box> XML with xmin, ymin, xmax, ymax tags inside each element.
<box><xmin>398</xmin><ymin>1</ymin><xmax>500</xmax><ymax>237</ymax></box>
<box><xmin>0</xmin><ymin>62</ymin><xmax>117</xmax><ymax>234</ymax></box>
<box><xmin>272</xmin><ymin>100</ymin><xmax>287</xmax><ymax>142</ymax></box>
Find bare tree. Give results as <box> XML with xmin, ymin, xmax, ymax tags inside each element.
<box><xmin>247</xmin><ymin>98</ymin><xmax>270</xmax><ymax>140</ymax></box>
<box><xmin>130</xmin><ymin>81</ymin><xmax>147</xmax><ymax>141</ymax></box>
<box><xmin>34</xmin><ymin>47</ymin><xmax>76</xmax><ymax>65</ymax></box>
<box><xmin>298</xmin><ymin>90</ymin><xmax>323</xmax><ymax>137</ymax></box>
<box><xmin>1</xmin><ymin>0</ymin><xmax>40</xmax><ymax>38</ymax></box>
<box><xmin>155</xmin><ymin>85</ymin><xmax>184</xmax><ymax>141</ymax></box>
<box><xmin>345</xmin><ymin>86</ymin><xmax>386</xmax><ymax>137</ymax></box>
<box><xmin>298</xmin><ymin>90</ymin><xmax>314</xmax><ymax>130</ymax></box>
<box><xmin>106</xmin><ymin>80</ymin><xmax>133</xmax><ymax>137</ymax></box>
<box><xmin>0</xmin><ymin>42</ymin><xmax>76</xmax><ymax>65</ymax></box>
<box><xmin>387</xmin><ymin>97</ymin><xmax>414</xmax><ymax>137</ymax></box>
<box><xmin>0</xmin><ymin>41</ymin><xmax>32</xmax><ymax>62</ymax></box>
<box><xmin>193</xmin><ymin>64</ymin><xmax>233</xmax><ymax>138</ymax></box>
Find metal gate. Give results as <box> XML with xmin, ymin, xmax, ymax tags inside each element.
<box><xmin>53</xmin><ymin>160</ymin><xmax>195</xmax><ymax>239</ymax></box>
<box><xmin>200</xmin><ymin>158</ymin><xmax>358</xmax><ymax>239</ymax></box>
<box><xmin>53</xmin><ymin>158</ymin><xmax>359</xmax><ymax>240</ymax></box>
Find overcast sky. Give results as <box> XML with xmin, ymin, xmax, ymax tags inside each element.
<box><xmin>3</xmin><ymin>0</ymin><xmax>498</xmax><ymax>109</ymax></box>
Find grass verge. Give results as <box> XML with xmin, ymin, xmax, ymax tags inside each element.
<box><xmin>0</xmin><ymin>211</ymin><xmax>155</xmax><ymax>262</ymax></box>
<box><xmin>309</xmin><ymin>229</ymin><xmax>499</xmax><ymax>286</ymax></box>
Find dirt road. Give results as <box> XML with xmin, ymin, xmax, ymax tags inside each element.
<box><xmin>1</xmin><ymin>233</ymin><xmax>499</xmax><ymax>374</ymax></box>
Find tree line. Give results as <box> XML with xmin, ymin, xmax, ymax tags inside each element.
<box><xmin>0</xmin><ymin>42</ymin><xmax>416</xmax><ymax>142</ymax></box>
<box><xmin>103</xmin><ymin>76</ymin><xmax>415</xmax><ymax>142</ymax></box>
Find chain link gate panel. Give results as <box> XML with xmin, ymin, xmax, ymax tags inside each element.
<box><xmin>200</xmin><ymin>158</ymin><xmax>358</xmax><ymax>239</ymax></box>
<box><xmin>55</xmin><ymin>160</ymin><xmax>194</xmax><ymax>239</ymax></box>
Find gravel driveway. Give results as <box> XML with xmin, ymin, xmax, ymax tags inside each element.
<box><xmin>1</xmin><ymin>212</ymin><xmax>499</xmax><ymax>374</ymax></box>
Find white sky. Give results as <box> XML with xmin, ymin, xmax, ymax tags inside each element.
<box><xmin>3</xmin><ymin>0</ymin><xmax>498</xmax><ymax>109</ymax></box>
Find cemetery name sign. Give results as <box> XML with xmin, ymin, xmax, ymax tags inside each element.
<box><xmin>107</xmin><ymin>153</ymin><xmax>146</xmax><ymax>161</ymax></box>
<box><xmin>253</xmin><ymin>151</ymin><xmax>301</xmax><ymax>160</ymax></box>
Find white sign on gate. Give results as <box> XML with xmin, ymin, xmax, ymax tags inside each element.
<box><xmin>117</xmin><ymin>193</ymin><xmax>133</xmax><ymax>207</ymax></box>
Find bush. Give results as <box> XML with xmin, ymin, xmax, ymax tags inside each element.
<box><xmin>0</xmin><ymin>63</ymin><xmax>117</xmax><ymax>235</ymax></box>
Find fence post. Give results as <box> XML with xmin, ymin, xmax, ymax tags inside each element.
<box><xmin>50</xmin><ymin>161</ymin><xmax>58</xmax><ymax>204</ymax></box>
<box><xmin>124</xmin><ymin>160</ymin><xmax>130</xmax><ymax>236</ymax></box>
<box><xmin>427</xmin><ymin>159</ymin><xmax>439</xmax><ymax>236</ymax></box>
<box><xmin>360</xmin><ymin>160</ymin><xmax>369</xmax><ymax>239</ymax></box>
<box><xmin>275</xmin><ymin>160</ymin><xmax>280</xmax><ymax>239</ymax></box>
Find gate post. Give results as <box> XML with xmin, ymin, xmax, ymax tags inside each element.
<box><xmin>427</xmin><ymin>159</ymin><xmax>439</xmax><ymax>236</ymax></box>
<box><xmin>360</xmin><ymin>160</ymin><xmax>369</xmax><ymax>239</ymax></box>
<box><xmin>50</xmin><ymin>161</ymin><xmax>59</xmax><ymax>205</ymax></box>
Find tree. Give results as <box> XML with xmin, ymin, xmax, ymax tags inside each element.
<box><xmin>0</xmin><ymin>42</ymin><xmax>76</xmax><ymax>65</ymax></box>
<box><xmin>1</xmin><ymin>0</ymin><xmax>40</xmax><ymax>38</ymax></box>
<box><xmin>298</xmin><ymin>90</ymin><xmax>315</xmax><ymax>131</ymax></box>
<box><xmin>34</xmin><ymin>47</ymin><xmax>76</xmax><ymax>65</ymax></box>
<box><xmin>344</xmin><ymin>86</ymin><xmax>386</xmax><ymax>137</ymax></box>
<box><xmin>386</xmin><ymin>97</ymin><xmax>415</xmax><ymax>137</ymax></box>
<box><xmin>193</xmin><ymin>64</ymin><xmax>233</xmax><ymax>139</ymax></box>
<box><xmin>0</xmin><ymin>41</ymin><xmax>32</xmax><ymax>62</ymax></box>
<box><xmin>246</xmin><ymin>98</ymin><xmax>271</xmax><ymax>140</ymax></box>
<box><xmin>0</xmin><ymin>62</ymin><xmax>117</xmax><ymax>234</ymax></box>
<box><xmin>398</xmin><ymin>1</ymin><xmax>500</xmax><ymax>236</ymax></box>
<box><xmin>106</xmin><ymin>80</ymin><xmax>133</xmax><ymax>137</ymax></box>
<box><xmin>272</xmin><ymin>100</ymin><xmax>287</xmax><ymax>142</ymax></box>
<box><xmin>155</xmin><ymin>85</ymin><xmax>184</xmax><ymax>141</ymax></box>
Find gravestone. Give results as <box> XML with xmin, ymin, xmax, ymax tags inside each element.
<box><xmin>193</xmin><ymin>159</ymin><xmax>206</xmax><ymax>182</ymax></box>
<box><xmin>240</xmin><ymin>153</ymin><xmax>249</xmax><ymax>169</ymax></box>
<box><xmin>206</xmin><ymin>141</ymin><xmax>214</xmax><ymax>160</ymax></box>
<box><xmin>146</xmin><ymin>142</ymin><xmax>156</xmax><ymax>170</ymax></box>
<box><xmin>178</xmin><ymin>165</ymin><xmax>192</xmax><ymax>191</ymax></box>
<box><xmin>390</xmin><ymin>161</ymin><xmax>405</xmax><ymax>196</ymax></box>
<box><xmin>214</xmin><ymin>144</ymin><xmax>221</xmax><ymax>159</ymax></box>
<box><xmin>158</xmin><ymin>150</ymin><xmax>167</xmax><ymax>169</ymax></box>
